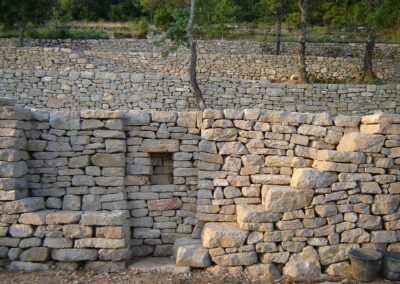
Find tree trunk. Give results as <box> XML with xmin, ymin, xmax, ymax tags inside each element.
<box><xmin>360</xmin><ymin>27</ymin><xmax>376</xmax><ymax>81</ymax></box>
<box><xmin>275</xmin><ymin>7</ymin><xmax>283</xmax><ymax>55</ymax></box>
<box><xmin>19</xmin><ymin>21</ymin><xmax>27</xmax><ymax>48</ymax></box>
<box><xmin>297</xmin><ymin>0</ymin><xmax>308</xmax><ymax>83</ymax></box>
<box><xmin>187</xmin><ymin>0</ymin><xmax>206</xmax><ymax>110</ymax></box>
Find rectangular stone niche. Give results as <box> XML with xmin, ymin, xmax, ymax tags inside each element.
<box><xmin>150</xmin><ymin>153</ymin><xmax>173</xmax><ymax>185</ymax></box>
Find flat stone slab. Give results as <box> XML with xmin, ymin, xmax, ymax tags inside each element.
<box><xmin>202</xmin><ymin>222</ymin><xmax>248</xmax><ymax>249</ymax></box>
<box><xmin>262</xmin><ymin>186</ymin><xmax>314</xmax><ymax>213</ymax></box>
<box><xmin>129</xmin><ymin>257</ymin><xmax>190</xmax><ymax>273</ymax></box>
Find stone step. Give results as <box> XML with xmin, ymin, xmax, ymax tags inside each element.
<box><xmin>173</xmin><ymin>237</ymin><xmax>211</xmax><ymax>268</ymax></box>
<box><xmin>172</xmin><ymin>237</ymin><xmax>201</xmax><ymax>259</ymax></box>
<box><xmin>236</xmin><ymin>204</ymin><xmax>281</xmax><ymax>231</ymax></box>
<box><xmin>261</xmin><ymin>185</ymin><xmax>314</xmax><ymax>213</ymax></box>
<box><xmin>129</xmin><ymin>257</ymin><xmax>190</xmax><ymax>274</ymax></box>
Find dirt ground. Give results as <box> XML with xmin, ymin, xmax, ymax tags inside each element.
<box><xmin>0</xmin><ymin>269</ymin><xmax>395</xmax><ymax>284</ymax></box>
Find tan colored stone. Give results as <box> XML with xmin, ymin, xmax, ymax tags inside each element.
<box><xmin>337</xmin><ymin>133</ymin><xmax>385</xmax><ymax>153</ymax></box>
<box><xmin>263</xmin><ymin>186</ymin><xmax>314</xmax><ymax>212</ymax></box>
<box><xmin>202</xmin><ymin>222</ymin><xmax>248</xmax><ymax>248</ymax></box>
<box><xmin>139</xmin><ymin>139</ymin><xmax>179</xmax><ymax>152</ymax></box>
<box><xmin>290</xmin><ymin>168</ymin><xmax>337</xmax><ymax>189</ymax></box>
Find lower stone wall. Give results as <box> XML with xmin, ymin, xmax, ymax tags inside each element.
<box><xmin>0</xmin><ymin>106</ymin><xmax>399</xmax><ymax>276</ymax></box>
<box><xmin>1</xmin><ymin>69</ymin><xmax>399</xmax><ymax>115</ymax></box>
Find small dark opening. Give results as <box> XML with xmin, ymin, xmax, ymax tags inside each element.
<box><xmin>150</xmin><ymin>152</ymin><xmax>173</xmax><ymax>185</ymax></box>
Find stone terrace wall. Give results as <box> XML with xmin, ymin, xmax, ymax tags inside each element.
<box><xmin>0</xmin><ymin>106</ymin><xmax>199</xmax><ymax>271</ymax></box>
<box><xmin>0</xmin><ymin>106</ymin><xmax>399</xmax><ymax>276</ymax></box>
<box><xmin>1</xmin><ymin>38</ymin><xmax>399</xmax><ymax>59</ymax></box>
<box><xmin>1</xmin><ymin>46</ymin><xmax>399</xmax><ymax>82</ymax></box>
<box><xmin>1</xmin><ymin>69</ymin><xmax>399</xmax><ymax>115</ymax></box>
<box><xmin>196</xmin><ymin>110</ymin><xmax>400</xmax><ymax>277</ymax></box>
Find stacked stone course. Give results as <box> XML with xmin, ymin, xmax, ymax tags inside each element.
<box><xmin>0</xmin><ymin>105</ymin><xmax>398</xmax><ymax>277</ymax></box>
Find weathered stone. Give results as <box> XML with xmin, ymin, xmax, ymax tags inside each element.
<box><xmin>283</xmin><ymin>246</ymin><xmax>321</xmax><ymax>277</ymax></box>
<box><xmin>80</xmin><ymin>212</ymin><xmax>126</xmax><ymax>226</ymax></box>
<box><xmin>372</xmin><ymin>195</ymin><xmax>400</xmax><ymax>215</ymax></box>
<box><xmin>213</xmin><ymin>252</ymin><xmax>257</xmax><ymax>266</ymax></box>
<box><xmin>148</xmin><ymin>198</ymin><xmax>182</xmax><ymax>211</ymax></box>
<box><xmin>9</xmin><ymin>261</ymin><xmax>50</xmax><ymax>271</ymax></box>
<box><xmin>263</xmin><ymin>186</ymin><xmax>314</xmax><ymax>212</ymax></box>
<box><xmin>18</xmin><ymin>211</ymin><xmax>52</xmax><ymax>225</ymax></box>
<box><xmin>316</xmin><ymin>150</ymin><xmax>366</xmax><ymax>164</ymax></box>
<box><xmin>51</xmin><ymin>249</ymin><xmax>98</xmax><ymax>261</ymax></box>
<box><xmin>264</xmin><ymin>156</ymin><xmax>312</xmax><ymax>168</ymax></box>
<box><xmin>9</xmin><ymin>224</ymin><xmax>33</xmax><ymax>238</ymax></box>
<box><xmin>75</xmin><ymin>238</ymin><xmax>125</xmax><ymax>249</ymax></box>
<box><xmin>315</xmin><ymin>203</ymin><xmax>338</xmax><ymax>217</ymax></box>
<box><xmin>217</xmin><ymin>142</ymin><xmax>248</xmax><ymax>155</ymax></box>
<box><xmin>124</xmin><ymin>111</ymin><xmax>151</xmax><ymax>125</ymax></box>
<box><xmin>46</xmin><ymin>211</ymin><xmax>81</xmax><ymax>224</ymax></box>
<box><xmin>50</xmin><ymin>112</ymin><xmax>80</xmax><ymax>130</ymax></box>
<box><xmin>318</xmin><ymin>244</ymin><xmax>359</xmax><ymax>265</ymax></box>
<box><xmin>63</xmin><ymin>225</ymin><xmax>93</xmax><ymax>238</ymax></box>
<box><xmin>290</xmin><ymin>168</ymin><xmax>337</xmax><ymax>189</ymax></box>
<box><xmin>0</xmin><ymin>161</ymin><xmax>27</xmax><ymax>178</ymax></box>
<box><xmin>91</xmin><ymin>153</ymin><xmax>125</xmax><ymax>167</ymax></box>
<box><xmin>245</xmin><ymin>263</ymin><xmax>281</xmax><ymax>277</ymax></box>
<box><xmin>251</xmin><ymin>175</ymin><xmax>291</xmax><ymax>185</ymax></box>
<box><xmin>260</xmin><ymin>251</ymin><xmax>290</xmax><ymax>264</ymax></box>
<box><xmin>1</xmin><ymin>197</ymin><xmax>45</xmax><ymax>214</ymax></box>
<box><xmin>202</xmin><ymin>128</ymin><xmax>237</xmax><ymax>141</ymax></box>
<box><xmin>312</xmin><ymin>161</ymin><xmax>358</xmax><ymax>173</ymax></box>
<box><xmin>139</xmin><ymin>139</ymin><xmax>179</xmax><ymax>152</ymax></box>
<box><xmin>326</xmin><ymin>262</ymin><xmax>352</xmax><ymax>278</ymax></box>
<box><xmin>371</xmin><ymin>231</ymin><xmax>397</xmax><ymax>243</ymax></box>
<box><xmin>202</xmin><ymin>222</ymin><xmax>248</xmax><ymax>248</ymax></box>
<box><xmin>337</xmin><ymin>133</ymin><xmax>385</xmax><ymax>153</ymax></box>
<box><xmin>237</xmin><ymin>205</ymin><xmax>281</xmax><ymax>223</ymax></box>
<box><xmin>341</xmin><ymin>228</ymin><xmax>370</xmax><ymax>243</ymax></box>
<box><xmin>20</xmin><ymin>247</ymin><xmax>50</xmax><ymax>262</ymax></box>
<box><xmin>176</xmin><ymin>244</ymin><xmax>211</xmax><ymax>267</ymax></box>
<box><xmin>360</xmin><ymin>182</ymin><xmax>381</xmax><ymax>194</ymax></box>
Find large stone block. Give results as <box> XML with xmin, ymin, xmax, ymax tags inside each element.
<box><xmin>202</xmin><ymin>222</ymin><xmax>248</xmax><ymax>248</ymax></box>
<box><xmin>316</xmin><ymin>150</ymin><xmax>366</xmax><ymax>164</ymax></box>
<box><xmin>139</xmin><ymin>139</ymin><xmax>179</xmax><ymax>152</ymax></box>
<box><xmin>46</xmin><ymin>211</ymin><xmax>81</xmax><ymax>224</ymax></box>
<box><xmin>237</xmin><ymin>205</ymin><xmax>281</xmax><ymax>223</ymax></box>
<box><xmin>80</xmin><ymin>211</ymin><xmax>126</xmax><ymax>226</ymax></box>
<box><xmin>318</xmin><ymin>244</ymin><xmax>359</xmax><ymax>265</ymax></box>
<box><xmin>51</xmin><ymin>249</ymin><xmax>98</xmax><ymax>261</ymax></box>
<box><xmin>217</xmin><ymin>142</ymin><xmax>248</xmax><ymax>155</ymax></box>
<box><xmin>372</xmin><ymin>195</ymin><xmax>400</xmax><ymax>215</ymax></box>
<box><xmin>213</xmin><ymin>252</ymin><xmax>257</xmax><ymax>266</ymax></box>
<box><xmin>20</xmin><ymin>247</ymin><xmax>50</xmax><ymax>262</ymax></box>
<box><xmin>251</xmin><ymin>175</ymin><xmax>291</xmax><ymax>185</ymax></box>
<box><xmin>312</xmin><ymin>161</ymin><xmax>358</xmax><ymax>173</ymax></box>
<box><xmin>75</xmin><ymin>238</ymin><xmax>125</xmax><ymax>249</ymax></box>
<box><xmin>147</xmin><ymin>198</ymin><xmax>182</xmax><ymax>211</ymax></box>
<box><xmin>262</xmin><ymin>186</ymin><xmax>314</xmax><ymax>212</ymax></box>
<box><xmin>124</xmin><ymin>111</ymin><xmax>151</xmax><ymax>126</ymax></box>
<box><xmin>202</xmin><ymin>128</ymin><xmax>237</xmax><ymax>141</ymax></box>
<box><xmin>283</xmin><ymin>246</ymin><xmax>321</xmax><ymax>277</ymax></box>
<box><xmin>50</xmin><ymin>112</ymin><xmax>80</xmax><ymax>130</ymax></box>
<box><xmin>0</xmin><ymin>161</ymin><xmax>27</xmax><ymax>178</ymax></box>
<box><xmin>290</xmin><ymin>168</ymin><xmax>337</xmax><ymax>189</ymax></box>
<box><xmin>1</xmin><ymin>197</ymin><xmax>45</xmax><ymax>214</ymax></box>
<box><xmin>264</xmin><ymin>156</ymin><xmax>312</xmax><ymax>168</ymax></box>
<box><xmin>337</xmin><ymin>133</ymin><xmax>385</xmax><ymax>153</ymax></box>
<box><xmin>176</xmin><ymin>244</ymin><xmax>211</xmax><ymax>268</ymax></box>
<box><xmin>91</xmin><ymin>153</ymin><xmax>125</xmax><ymax>167</ymax></box>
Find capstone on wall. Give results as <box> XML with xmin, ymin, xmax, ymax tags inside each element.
<box><xmin>0</xmin><ymin>105</ymin><xmax>399</xmax><ymax>277</ymax></box>
<box><xmin>0</xmin><ymin>69</ymin><xmax>399</xmax><ymax>115</ymax></box>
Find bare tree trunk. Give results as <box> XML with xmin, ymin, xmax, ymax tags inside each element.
<box><xmin>187</xmin><ymin>0</ymin><xmax>206</xmax><ymax>110</ymax></box>
<box><xmin>275</xmin><ymin>6</ymin><xmax>283</xmax><ymax>55</ymax></box>
<box><xmin>19</xmin><ymin>21</ymin><xmax>27</xmax><ymax>47</ymax></box>
<box><xmin>297</xmin><ymin>0</ymin><xmax>308</xmax><ymax>83</ymax></box>
<box><xmin>361</xmin><ymin>27</ymin><xmax>376</xmax><ymax>81</ymax></box>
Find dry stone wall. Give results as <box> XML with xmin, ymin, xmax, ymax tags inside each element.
<box><xmin>0</xmin><ymin>105</ymin><xmax>399</xmax><ymax>276</ymax></box>
<box><xmin>1</xmin><ymin>69</ymin><xmax>399</xmax><ymax>115</ymax></box>
<box><xmin>1</xmin><ymin>46</ymin><xmax>399</xmax><ymax>82</ymax></box>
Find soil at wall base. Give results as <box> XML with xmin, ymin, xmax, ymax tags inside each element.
<box><xmin>0</xmin><ymin>270</ymin><xmax>392</xmax><ymax>284</ymax></box>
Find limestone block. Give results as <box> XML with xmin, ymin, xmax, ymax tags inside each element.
<box><xmin>356</xmin><ymin>215</ymin><xmax>382</xmax><ymax>230</ymax></box>
<box><xmin>263</xmin><ymin>186</ymin><xmax>314</xmax><ymax>212</ymax></box>
<box><xmin>255</xmin><ymin>242</ymin><xmax>278</xmax><ymax>253</ymax></box>
<box><xmin>334</xmin><ymin>115</ymin><xmax>361</xmax><ymax>127</ymax></box>
<box><xmin>63</xmin><ymin>225</ymin><xmax>93</xmax><ymax>238</ymax></box>
<box><xmin>227</xmin><ymin>176</ymin><xmax>250</xmax><ymax>187</ymax></box>
<box><xmin>326</xmin><ymin>262</ymin><xmax>352</xmax><ymax>278</ymax></box>
<box><xmin>51</xmin><ymin>248</ymin><xmax>98</xmax><ymax>261</ymax></box>
<box><xmin>69</xmin><ymin>156</ymin><xmax>90</xmax><ymax>168</ymax></box>
<box><xmin>217</xmin><ymin>142</ymin><xmax>248</xmax><ymax>155</ymax></box>
<box><xmin>202</xmin><ymin>128</ymin><xmax>237</xmax><ymax>141</ymax></box>
<box><xmin>371</xmin><ymin>231</ymin><xmax>397</xmax><ymax>243</ymax></box>
<box><xmin>44</xmin><ymin>238</ymin><xmax>73</xmax><ymax>248</ymax></box>
<box><xmin>148</xmin><ymin>198</ymin><xmax>182</xmax><ymax>211</ymax></box>
<box><xmin>312</xmin><ymin>161</ymin><xmax>358</xmax><ymax>173</ymax></box>
<box><xmin>237</xmin><ymin>205</ymin><xmax>281</xmax><ymax>223</ymax></box>
<box><xmin>260</xmin><ymin>251</ymin><xmax>290</xmax><ymax>264</ymax></box>
<box><xmin>95</xmin><ymin>177</ymin><xmax>124</xmax><ymax>186</ymax></box>
<box><xmin>341</xmin><ymin>228</ymin><xmax>370</xmax><ymax>243</ymax></box>
<box><xmin>176</xmin><ymin>244</ymin><xmax>211</xmax><ymax>268</ymax></box>
<box><xmin>202</xmin><ymin>222</ymin><xmax>248</xmax><ymax>248</ymax></box>
<box><xmin>151</xmin><ymin>111</ymin><xmax>177</xmax><ymax>123</ymax></box>
<box><xmin>124</xmin><ymin>111</ymin><xmax>151</xmax><ymax>126</ymax></box>
<box><xmin>1</xmin><ymin>197</ymin><xmax>45</xmax><ymax>214</ymax></box>
<box><xmin>46</xmin><ymin>211</ymin><xmax>81</xmax><ymax>224</ymax></box>
<box><xmin>337</xmin><ymin>133</ymin><xmax>385</xmax><ymax>153</ymax></box>
<box><xmin>372</xmin><ymin>195</ymin><xmax>400</xmax><ymax>215</ymax></box>
<box><xmin>99</xmin><ymin>248</ymin><xmax>128</xmax><ymax>261</ymax></box>
<box><xmin>177</xmin><ymin>112</ymin><xmax>197</xmax><ymax>128</ymax></box>
<box><xmin>80</xmin><ymin>211</ymin><xmax>126</xmax><ymax>226</ymax></box>
<box><xmin>9</xmin><ymin>224</ymin><xmax>33</xmax><ymax>238</ymax></box>
<box><xmin>283</xmin><ymin>246</ymin><xmax>321</xmax><ymax>277</ymax></box>
<box><xmin>139</xmin><ymin>139</ymin><xmax>179</xmax><ymax>152</ymax></box>
<box><xmin>290</xmin><ymin>168</ymin><xmax>337</xmax><ymax>189</ymax></box>
<box><xmin>360</xmin><ymin>182</ymin><xmax>381</xmax><ymax>194</ymax></box>
<box><xmin>0</xmin><ymin>149</ymin><xmax>22</xmax><ymax>162</ymax></box>
<box><xmin>20</xmin><ymin>247</ymin><xmax>50</xmax><ymax>262</ymax></box>
<box><xmin>213</xmin><ymin>252</ymin><xmax>257</xmax><ymax>266</ymax></box>
<box><xmin>316</xmin><ymin>150</ymin><xmax>366</xmax><ymax>164</ymax></box>
<box><xmin>339</xmin><ymin>173</ymin><xmax>373</xmax><ymax>182</ymax></box>
<box><xmin>244</xmin><ymin>263</ymin><xmax>281</xmax><ymax>277</ymax></box>
<box><xmin>251</xmin><ymin>175</ymin><xmax>291</xmax><ymax>185</ymax></box>
<box><xmin>19</xmin><ymin>211</ymin><xmax>53</xmax><ymax>225</ymax></box>
<box><xmin>318</xmin><ymin>244</ymin><xmax>359</xmax><ymax>265</ymax></box>
<box><xmin>0</xmin><ymin>161</ymin><xmax>27</xmax><ymax>178</ymax></box>
<box><xmin>0</xmin><ymin>137</ymin><xmax>27</xmax><ymax>150</ymax></box>
<box><xmin>298</xmin><ymin>124</ymin><xmax>327</xmax><ymax>137</ymax></box>
<box><xmin>75</xmin><ymin>238</ymin><xmax>125</xmax><ymax>249</ymax></box>
<box><xmin>9</xmin><ymin>261</ymin><xmax>50</xmax><ymax>271</ymax></box>
<box><xmin>91</xmin><ymin>153</ymin><xmax>125</xmax><ymax>167</ymax></box>
<box><xmin>50</xmin><ymin>112</ymin><xmax>80</xmax><ymax>130</ymax></box>
<box><xmin>264</xmin><ymin>156</ymin><xmax>312</xmax><ymax>168</ymax></box>
<box><xmin>84</xmin><ymin>261</ymin><xmax>126</xmax><ymax>272</ymax></box>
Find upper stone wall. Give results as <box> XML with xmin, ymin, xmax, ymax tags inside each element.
<box><xmin>1</xmin><ymin>69</ymin><xmax>399</xmax><ymax>115</ymax></box>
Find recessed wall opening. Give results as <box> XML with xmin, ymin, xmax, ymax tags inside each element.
<box><xmin>150</xmin><ymin>152</ymin><xmax>173</xmax><ymax>185</ymax></box>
